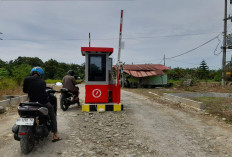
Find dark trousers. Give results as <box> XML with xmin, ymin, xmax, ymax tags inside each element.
<box><xmin>43</xmin><ymin>102</ymin><xmax>57</xmax><ymax>133</ymax></box>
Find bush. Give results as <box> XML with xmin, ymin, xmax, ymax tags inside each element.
<box><xmin>12</xmin><ymin>64</ymin><xmax>32</xmax><ymax>86</ymax></box>
<box><xmin>0</xmin><ymin>78</ymin><xmax>17</xmax><ymax>90</ymax></box>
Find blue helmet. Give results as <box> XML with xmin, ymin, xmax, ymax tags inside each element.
<box><xmin>30</xmin><ymin>67</ymin><xmax>45</xmax><ymax>78</ymax></box>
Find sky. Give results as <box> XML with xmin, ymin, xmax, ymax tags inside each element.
<box><xmin>0</xmin><ymin>0</ymin><xmax>229</xmax><ymax>70</ymax></box>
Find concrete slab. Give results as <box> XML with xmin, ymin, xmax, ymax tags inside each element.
<box><xmin>0</xmin><ymin>99</ymin><xmax>10</xmax><ymax>107</ymax></box>
<box><xmin>163</xmin><ymin>93</ymin><xmax>205</xmax><ymax>110</ymax></box>
<box><xmin>0</xmin><ymin>95</ymin><xmax>28</xmax><ymax>108</ymax></box>
<box><xmin>10</xmin><ymin>97</ymin><xmax>20</xmax><ymax>106</ymax></box>
<box><xmin>19</xmin><ymin>95</ymin><xmax>28</xmax><ymax>103</ymax></box>
<box><xmin>171</xmin><ymin>92</ymin><xmax>232</xmax><ymax>98</ymax></box>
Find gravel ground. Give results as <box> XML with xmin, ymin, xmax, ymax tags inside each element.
<box><xmin>1</xmin><ymin>85</ymin><xmax>232</xmax><ymax>156</ymax></box>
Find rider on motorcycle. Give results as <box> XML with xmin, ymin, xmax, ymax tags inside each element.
<box><xmin>62</xmin><ymin>70</ymin><xmax>82</xmax><ymax>106</ymax></box>
<box><xmin>23</xmin><ymin>67</ymin><xmax>62</xmax><ymax>142</ymax></box>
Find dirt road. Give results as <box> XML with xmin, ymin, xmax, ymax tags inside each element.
<box><xmin>1</xmin><ymin>85</ymin><xmax>232</xmax><ymax>157</ymax></box>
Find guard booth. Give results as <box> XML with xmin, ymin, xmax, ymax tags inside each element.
<box><xmin>81</xmin><ymin>47</ymin><xmax>123</xmax><ymax>112</ymax></box>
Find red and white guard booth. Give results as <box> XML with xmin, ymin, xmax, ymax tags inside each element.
<box><xmin>81</xmin><ymin>47</ymin><xmax>123</xmax><ymax>112</ymax></box>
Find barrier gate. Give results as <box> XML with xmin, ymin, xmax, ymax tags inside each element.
<box><xmin>81</xmin><ymin>47</ymin><xmax>123</xmax><ymax>112</ymax></box>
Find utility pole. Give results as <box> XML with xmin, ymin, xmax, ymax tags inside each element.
<box><xmin>222</xmin><ymin>0</ymin><xmax>228</xmax><ymax>86</ymax></box>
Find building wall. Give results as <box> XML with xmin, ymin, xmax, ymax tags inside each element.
<box><xmin>126</xmin><ymin>74</ymin><xmax>168</xmax><ymax>87</ymax></box>
<box><xmin>141</xmin><ymin>75</ymin><xmax>167</xmax><ymax>86</ymax></box>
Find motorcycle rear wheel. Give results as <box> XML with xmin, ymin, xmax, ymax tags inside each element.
<box><xmin>60</xmin><ymin>95</ymin><xmax>69</xmax><ymax>111</ymax></box>
<box><xmin>20</xmin><ymin>128</ymin><xmax>35</xmax><ymax>154</ymax></box>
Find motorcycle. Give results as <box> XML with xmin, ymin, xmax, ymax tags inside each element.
<box><xmin>12</xmin><ymin>87</ymin><xmax>57</xmax><ymax>154</ymax></box>
<box><xmin>60</xmin><ymin>86</ymin><xmax>80</xmax><ymax>111</ymax></box>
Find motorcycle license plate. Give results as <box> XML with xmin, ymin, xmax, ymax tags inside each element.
<box><xmin>16</xmin><ymin>118</ymin><xmax>34</xmax><ymax>126</ymax></box>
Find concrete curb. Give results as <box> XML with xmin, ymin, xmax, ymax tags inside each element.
<box><xmin>0</xmin><ymin>95</ymin><xmax>28</xmax><ymax>108</ymax></box>
<box><xmin>170</xmin><ymin>92</ymin><xmax>232</xmax><ymax>98</ymax></box>
<box><xmin>163</xmin><ymin>93</ymin><xmax>205</xmax><ymax>110</ymax></box>
<box><xmin>0</xmin><ymin>99</ymin><xmax>10</xmax><ymax>108</ymax></box>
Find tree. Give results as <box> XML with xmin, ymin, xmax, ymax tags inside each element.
<box><xmin>167</xmin><ymin>67</ymin><xmax>185</xmax><ymax>80</ymax></box>
<box><xmin>0</xmin><ymin>68</ymin><xmax>9</xmax><ymax>78</ymax></box>
<box><xmin>13</xmin><ymin>56</ymin><xmax>43</xmax><ymax>67</ymax></box>
<box><xmin>0</xmin><ymin>59</ymin><xmax>6</xmax><ymax>68</ymax></box>
<box><xmin>12</xmin><ymin>64</ymin><xmax>32</xmax><ymax>85</ymax></box>
<box><xmin>43</xmin><ymin>59</ymin><xmax>59</xmax><ymax>79</ymax></box>
<box><xmin>197</xmin><ymin>60</ymin><xmax>209</xmax><ymax>80</ymax></box>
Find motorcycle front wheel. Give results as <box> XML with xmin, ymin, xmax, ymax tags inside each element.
<box><xmin>20</xmin><ymin>127</ymin><xmax>35</xmax><ymax>154</ymax></box>
<box><xmin>60</xmin><ymin>95</ymin><xmax>69</xmax><ymax>111</ymax></box>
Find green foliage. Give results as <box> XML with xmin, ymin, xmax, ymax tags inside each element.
<box><xmin>12</xmin><ymin>56</ymin><xmax>43</xmax><ymax>67</ymax></box>
<box><xmin>167</xmin><ymin>67</ymin><xmax>185</xmax><ymax>80</ymax></box>
<box><xmin>12</xmin><ymin>64</ymin><xmax>32</xmax><ymax>85</ymax></box>
<box><xmin>0</xmin><ymin>68</ymin><xmax>9</xmax><ymax>78</ymax></box>
<box><xmin>0</xmin><ymin>57</ymin><xmax>85</xmax><ymax>81</ymax></box>
<box><xmin>196</xmin><ymin>60</ymin><xmax>209</xmax><ymax>80</ymax></box>
<box><xmin>44</xmin><ymin>59</ymin><xmax>59</xmax><ymax>79</ymax></box>
<box><xmin>0</xmin><ymin>77</ymin><xmax>17</xmax><ymax>90</ymax></box>
<box><xmin>213</xmin><ymin>69</ymin><xmax>222</xmax><ymax>82</ymax></box>
<box><xmin>0</xmin><ymin>59</ymin><xmax>6</xmax><ymax>68</ymax></box>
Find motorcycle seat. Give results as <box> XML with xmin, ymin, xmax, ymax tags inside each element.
<box><xmin>20</xmin><ymin>102</ymin><xmax>43</xmax><ymax>107</ymax></box>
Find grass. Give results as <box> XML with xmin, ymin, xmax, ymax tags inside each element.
<box><xmin>45</xmin><ymin>79</ymin><xmax>62</xmax><ymax>84</ymax></box>
<box><xmin>191</xmin><ymin>97</ymin><xmax>232</xmax><ymax>121</ymax></box>
<box><xmin>45</xmin><ymin>79</ymin><xmax>84</xmax><ymax>84</ymax></box>
<box><xmin>0</xmin><ymin>78</ymin><xmax>24</xmax><ymax>100</ymax></box>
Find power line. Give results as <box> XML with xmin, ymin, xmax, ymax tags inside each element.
<box><xmin>168</xmin><ymin>58</ymin><xmax>221</xmax><ymax>69</ymax></box>
<box><xmin>166</xmin><ymin>34</ymin><xmax>221</xmax><ymax>60</ymax></box>
<box><xmin>0</xmin><ymin>0</ymin><xmax>135</xmax><ymax>1</ymax></box>
<box><xmin>213</xmin><ymin>35</ymin><xmax>222</xmax><ymax>56</ymax></box>
<box><xmin>1</xmin><ymin>32</ymin><xmax>221</xmax><ymax>41</ymax></box>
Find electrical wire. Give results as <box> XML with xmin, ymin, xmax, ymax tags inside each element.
<box><xmin>168</xmin><ymin>58</ymin><xmax>221</xmax><ymax>69</ymax></box>
<box><xmin>166</xmin><ymin>34</ymin><xmax>221</xmax><ymax>60</ymax></box>
<box><xmin>168</xmin><ymin>59</ymin><xmax>199</xmax><ymax>66</ymax></box>
<box><xmin>0</xmin><ymin>0</ymin><xmax>135</xmax><ymax>1</ymax></box>
<box><xmin>213</xmin><ymin>35</ymin><xmax>222</xmax><ymax>56</ymax></box>
<box><xmin>2</xmin><ymin>32</ymin><xmax>221</xmax><ymax>41</ymax></box>
<box><xmin>158</xmin><ymin>58</ymin><xmax>164</xmax><ymax>64</ymax></box>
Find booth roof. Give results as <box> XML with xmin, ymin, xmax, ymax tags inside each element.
<box><xmin>81</xmin><ymin>47</ymin><xmax>114</xmax><ymax>56</ymax></box>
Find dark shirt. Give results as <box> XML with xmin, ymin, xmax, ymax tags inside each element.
<box><xmin>62</xmin><ymin>75</ymin><xmax>78</xmax><ymax>92</ymax></box>
<box><xmin>23</xmin><ymin>76</ymin><xmax>49</xmax><ymax>104</ymax></box>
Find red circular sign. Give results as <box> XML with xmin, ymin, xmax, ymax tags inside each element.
<box><xmin>92</xmin><ymin>89</ymin><xmax>101</xmax><ymax>98</ymax></box>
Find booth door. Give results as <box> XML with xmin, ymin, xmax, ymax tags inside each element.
<box><xmin>85</xmin><ymin>85</ymin><xmax>109</xmax><ymax>103</ymax></box>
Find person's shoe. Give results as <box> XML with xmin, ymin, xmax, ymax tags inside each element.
<box><xmin>52</xmin><ymin>138</ymin><xmax>62</xmax><ymax>142</ymax></box>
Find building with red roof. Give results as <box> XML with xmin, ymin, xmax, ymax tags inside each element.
<box><xmin>121</xmin><ymin>64</ymin><xmax>171</xmax><ymax>88</ymax></box>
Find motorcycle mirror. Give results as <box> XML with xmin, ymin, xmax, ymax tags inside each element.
<box><xmin>56</xmin><ymin>82</ymin><xmax>62</xmax><ymax>86</ymax></box>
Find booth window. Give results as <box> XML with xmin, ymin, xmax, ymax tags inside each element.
<box><xmin>88</xmin><ymin>54</ymin><xmax>106</xmax><ymax>81</ymax></box>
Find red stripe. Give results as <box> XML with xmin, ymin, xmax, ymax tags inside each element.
<box><xmin>81</xmin><ymin>47</ymin><xmax>113</xmax><ymax>52</ymax></box>
<box><xmin>120</xmin><ymin>10</ymin><xmax>123</xmax><ymax>33</ymax></box>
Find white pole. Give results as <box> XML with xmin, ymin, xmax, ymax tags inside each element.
<box><xmin>117</xmin><ymin>10</ymin><xmax>124</xmax><ymax>66</ymax></box>
<box><xmin>117</xmin><ymin>10</ymin><xmax>124</xmax><ymax>86</ymax></box>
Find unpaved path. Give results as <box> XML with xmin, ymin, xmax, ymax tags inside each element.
<box><xmin>0</xmin><ymin>85</ymin><xmax>232</xmax><ymax>156</ymax></box>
